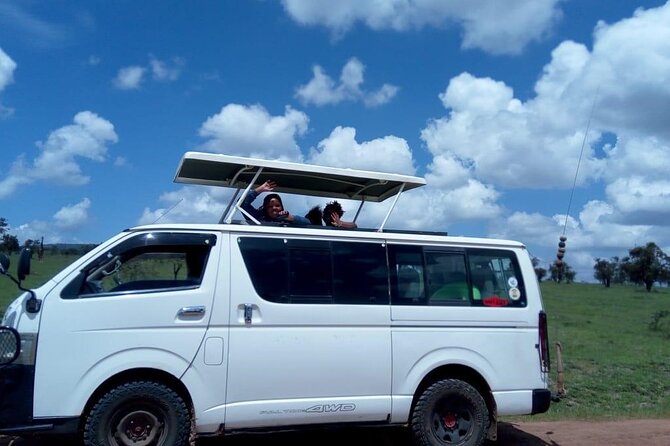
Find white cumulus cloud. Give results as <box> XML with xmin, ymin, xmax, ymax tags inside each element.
<box><xmin>308</xmin><ymin>126</ymin><xmax>415</xmax><ymax>174</ymax></box>
<box><xmin>150</xmin><ymin>55</ymin><xmax>183</xmax><ymax>81</ymax></box>
<box><xmin>54</xmin><ymin>198</ymin><xmax>91</xmax><ymax>229</ymax></box>
<box><xmin>296</xmin><ymin>58</ymin><xmax>398</xmax><ymax>107</ymax></box>
<box><xmin>0</xmin><ymin>112</ymin><xmax>118</xmax><ymax>198</ymax></box>
<box><xmin>12</xmin><ymin>198</ymin><xmax>94</xmax><ymax>243</ymax></box>
<box><xmin>0</xmin><ymin>47</ymin><xmax>16</xmax><ymax>91</ymax></box>
<box><xmin>0</xmin><ymin>46</ymin><xmax>17</xmax><ymax>118</ymax></box>
<box><xmin>114</xmin><ymin>56</ymin><xmax>184</xmax><ymax>90</ymax></box>
<box><xmin>113</xmin><ymin>66</ymin><xmax>146</xmax><ymax>90</ymax></box>
<box><xmin>198</xmin><ymin>104</ymin><xmax>309</xmax><ymax>161</ymax></box>
<box><xmin>281</xmin><ymin>0</ymin><xmax>563</xmax><ymax>54</ymax></box>
<box><xmin>139</xmin><ymin>186</ymin><xmax>231</xmax><ymax>226</ymax></box>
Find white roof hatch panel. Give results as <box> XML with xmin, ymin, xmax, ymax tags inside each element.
<box><xmin>174</xmin><ymin>151</ymin><xmax>425</xmax><ymax>203</ymax></box>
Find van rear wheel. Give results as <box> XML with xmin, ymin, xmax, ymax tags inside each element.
<box><xmin>411</xmin><ymin>378</ymin><xmax>489</xmax><ymax>446</ymax></box>
<box><xmin>83</xmin><ymin>381</ymin><xmax>191</xmax><ymax>446</ymax></box>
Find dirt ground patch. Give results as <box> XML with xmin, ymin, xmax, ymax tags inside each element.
<box><xmin>2</xmin><ymin>419</ymin><xmax>669</xmax><ymax>445</ymax></box>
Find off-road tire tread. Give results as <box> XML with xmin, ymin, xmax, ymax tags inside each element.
<box><xmin>83</xmin><ymin>380</ymin><xmax>191</xmax><ymax>446</ymax></box>
<box><xmin>411</xmin><ymin>378</ymin><xmax>489</xmax><ymax>446</ymax></box>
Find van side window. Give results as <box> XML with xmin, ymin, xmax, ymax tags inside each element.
<box><xmin>468</xmin><ymin>249</ymin><xmax>526</xmax><ymax>307</ymax></box>
<box><xmin>238</xmin><ymin>237</ymin><xmax>388</xmax><ymax>304</ymax></box>
<box><xmin>389</xmin><ymin>245</ymin><xmax>425</xmax><ymax>304</ymax></box>
<box><xmin>62</xmin><ymin>232</ymin><xmax>216</xmax><ymax>299</ymax></box>
<box><xmin>236</xmin><ymin>237</ymin><xmax>289</xmax><ymax>302</ymax></box>
<box><xmin>425</xmin><ymin>251</ymin><xmax>471</xmax><ymax>305</ymax></box>
<box><xmin>289</xmin><ymin>241</ymin><xmax>332</xmax><ymax>303</ymax></box>
<box><xmin>332</xmin><ymin>241</ymin><xmax>389</xmax><ymax>304</ymax></box>
<box><xmin>390</xmin><ymin>245</ymin><xmax>526</xmax><ymax>307</ymax></box>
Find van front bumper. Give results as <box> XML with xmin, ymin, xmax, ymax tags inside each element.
<box><xmin>0</xmin><ymin>417</ymin><xmax>80</xmax><ymax>436</ymax></box>
<box><xmin>0</xmin><ymin>361</ymin><xmax>79</xmax><ymax>435</ymax></box>
<box><xmin>0</xmin><ymin>363</ymin><xmax>35</xmax><ymax>431</ymax></box>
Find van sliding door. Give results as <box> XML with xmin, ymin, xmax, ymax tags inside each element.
<box><xmin>225</xmin><ymin>235</ymin><xmax>392</xmax><ymax>428</ymax></box>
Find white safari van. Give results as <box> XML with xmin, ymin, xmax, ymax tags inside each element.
<box><xmin>0</xmin><ymin>153</ymin><xmax>552</xmax><ymax>446</ymax></box>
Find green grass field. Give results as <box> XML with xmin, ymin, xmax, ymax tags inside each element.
<box><xmin>1</xmin><ymin>254</ymin><xmax>669</xmax><ymax>421</ymax></box>
<box><xmin>0</xmin><ymin>252</ymin><xmax>82</xmax><ymax>311</ymax></box>
<box><xmin>529</xmin><ymin>281</ymin><xmax>670</xmax><ymax>421</ymax></box>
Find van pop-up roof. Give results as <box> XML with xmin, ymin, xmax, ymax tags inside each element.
<box><xmin>174</xmin><ymin>151</ymin><xmax>426</xmax><ymax>231</ymax></box>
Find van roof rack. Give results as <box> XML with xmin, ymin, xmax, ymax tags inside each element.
<box><xmin>174</xmin><ymin>151</ymin><xmax>426</xmax><ymax>231</ymax></box>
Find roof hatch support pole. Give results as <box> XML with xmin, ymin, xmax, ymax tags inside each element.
<box><xmin>226</xmin><ymin>167</ymin><xmax>264</xmax><ymax>225</ymax></box>
<box><xmin>353</xmin><ymin>197</ymin><xmax>365</xmax><ymax>223</ymax></box>
<box><xmin>377</xmin><ymin>183</ymin><xmax>405</xmax><ymax>232</ymax></box>
<box><xmin>219</xmin><ymin>188</ymin><xmax>241</xmax><ymax>223</ymax></box>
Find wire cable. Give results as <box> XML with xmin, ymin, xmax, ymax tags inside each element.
<box><xmin>562</xmin><ymin>88</ymin><xmax>600</xmax><ymax>236</ymax></box>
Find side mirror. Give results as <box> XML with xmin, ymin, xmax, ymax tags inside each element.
<box><xmin>0</xmin><ymin>249</ymin><xmax>41</xmax><ymax>313</ymax></box>
<box><xmin>17</xmin><ymin>248</ymin><xmax>32</xmax><ymax>281</ymax></box>
<box><xmin>0</xmin><ymin>327</ymin><xmax>20</xmax><ymax>366</ymax></box>
<box><xmin>0</xmin><ymin>253</ymin><xmax>8</xmax><ymax>275</ymax></box>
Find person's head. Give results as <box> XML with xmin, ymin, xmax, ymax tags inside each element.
<box><xmin>261</xmin><ymin>193</ymin><xmax>284</xmax><ymax>219</ymax></box>
<box><xmin>305</xmin><ymin>206</ymin><xmax>323</xmax><ymax>225</ymax></box>
<box><xmin>323</xmin><ymin>201</ymin><xmax>344</xmax><ymax>226</ymax></box>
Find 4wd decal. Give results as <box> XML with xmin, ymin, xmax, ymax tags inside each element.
<box><xmin>259</xmin><ymin>403</ymin><xmax>356</xmax><ymax>416</ymax></box>
<box><xmin>306</xmin><ymin>403</ymin><xmax>356</xmax><ymax>413</ymax></box>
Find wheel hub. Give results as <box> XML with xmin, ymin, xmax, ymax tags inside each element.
<box><xmin>443</xmin><ymin>413</ymin><xmax>457</xmax><ymax>429</ymax></box>
<box><xmin>115</xmin><ymin>410</ymin><xmax>162</xmax><ymax>446</ymax></box>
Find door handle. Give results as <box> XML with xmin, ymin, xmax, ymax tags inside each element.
<box><xmin>177</xmin><ymin>306</ymin><xmax>206</xmax><ymax>317</ymax></box>
<box><xmin>244</xmin><ymin>304</ymin><xmax>253</xmax><ymax>325</ymax></box>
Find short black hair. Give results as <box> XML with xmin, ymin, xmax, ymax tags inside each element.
<box><xmin>260</xmin><ymin>193</ymin><xmax>283</xmax><ymax>219</ymax></box>
<box><xmin>305</xmin><ymin>206</ymin><xmax>323</xmax><ymax>225</ymax></box>
<box><xmin>323</xmin><ymin>201</ymin><xmax>344</xmax><ymax>226</ymax></box>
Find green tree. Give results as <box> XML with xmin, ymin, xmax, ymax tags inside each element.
<box><xmin>621</xmin><ymin>242</ymin><xmax>669</xmax><ymax>292</ymax></box>
<box><xmin>564</xmin><ymin>263</ymin><xmax>576</xmax><ymax>283</ymax></box>
<box><xmin>532</xmin><ymin>256</ymin><xmax>547</xmax><ymax>282</ymax></box>
<box><xmin>611</xmin><ymin>256</ymin><xmax>628</xmax><ymax>284</ymax></box>
<box><xmin>1</xmin><ymin>234</ymin><xmax>20</xmax><ymax>254</ymax></box>
<box><xmin>550</xmin><ymin>261</ymin><xmax>575</xmax><ymax>283</ymax></box>
<box><xmin>0</xmin><ymin>218</ymin><xmax>20</xmax><ymax>254</ymax></box>
<box><xmin>593</xmin><ymin>258</ymin><xmax>615</xmax><ymax>287</ymax></box>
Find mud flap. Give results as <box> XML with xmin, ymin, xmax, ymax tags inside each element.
<box><xmin>486</xmin><ymin>397</ymin><xmax>498</xmax><ymax>441</ymax></box>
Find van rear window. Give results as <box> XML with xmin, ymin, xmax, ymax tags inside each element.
<box><xmin>390</xmin><ymin>245</ymin><xmax>526</xmax><ymax>308</ymax></box>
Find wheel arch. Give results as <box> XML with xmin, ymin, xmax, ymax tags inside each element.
<box><xmin>79</xmin><ymin>367</ymin><xmax>193</xmax><ymax>432</ymax></box>
<box><xmin>410</xmin><ymin>364</ymin><xmax>497</xmax><ymax>424</ymax></box>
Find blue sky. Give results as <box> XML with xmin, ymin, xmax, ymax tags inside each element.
<box><xmin>1</xmin><ymin>0</ymin><xmax>670</xmax><ymax>282</ymax></box>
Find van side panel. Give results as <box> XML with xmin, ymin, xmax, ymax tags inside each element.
<box><xmin>389</xmin><ymin>245</ymin><xmax>548</xmax><ymax>419</ymax></box>
<box><xmin>390</xmin><ymin>326</ymin><xmax>544</xmax><ymax>420</ymax></box>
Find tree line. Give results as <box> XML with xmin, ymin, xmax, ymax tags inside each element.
<box><xmin>592</xmin><ymin>242</ymin><xmax>670</xmax><ymax>292</ymax></box>
<box><xmin>0</xmin><ymin>217</ymin><xmax>96</xmax><ymax>257</ymax></box>
<box><xmin>533</xmin><ymin>241</ymin><xmax>670</xmax><ymax>292</ymax></box>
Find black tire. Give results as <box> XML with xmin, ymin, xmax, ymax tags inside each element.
<box><xmin>411</xmin><ymin>379</ymin><xmax>489</xmax><ymax>446</ymax></box>
<box><xmin>83</xmin><ymin>381</ymin><xmax>191</xmax><ymax>446</ymax></box>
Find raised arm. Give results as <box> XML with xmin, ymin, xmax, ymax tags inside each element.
<box><xmin>240</xmin><ymin>180</ymin><xmax>277</xmax><ymax>222</ymax></box>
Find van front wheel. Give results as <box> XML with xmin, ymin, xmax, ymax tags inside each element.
<box><xmin>83</xmin><ymin>381</ymin><xmax>191</xmax><ymax>446</ymax></box>
<box><xmin>411</xmin><ymin>379</ymin><xmax>489</xmax><ymax>446</ymax></box>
